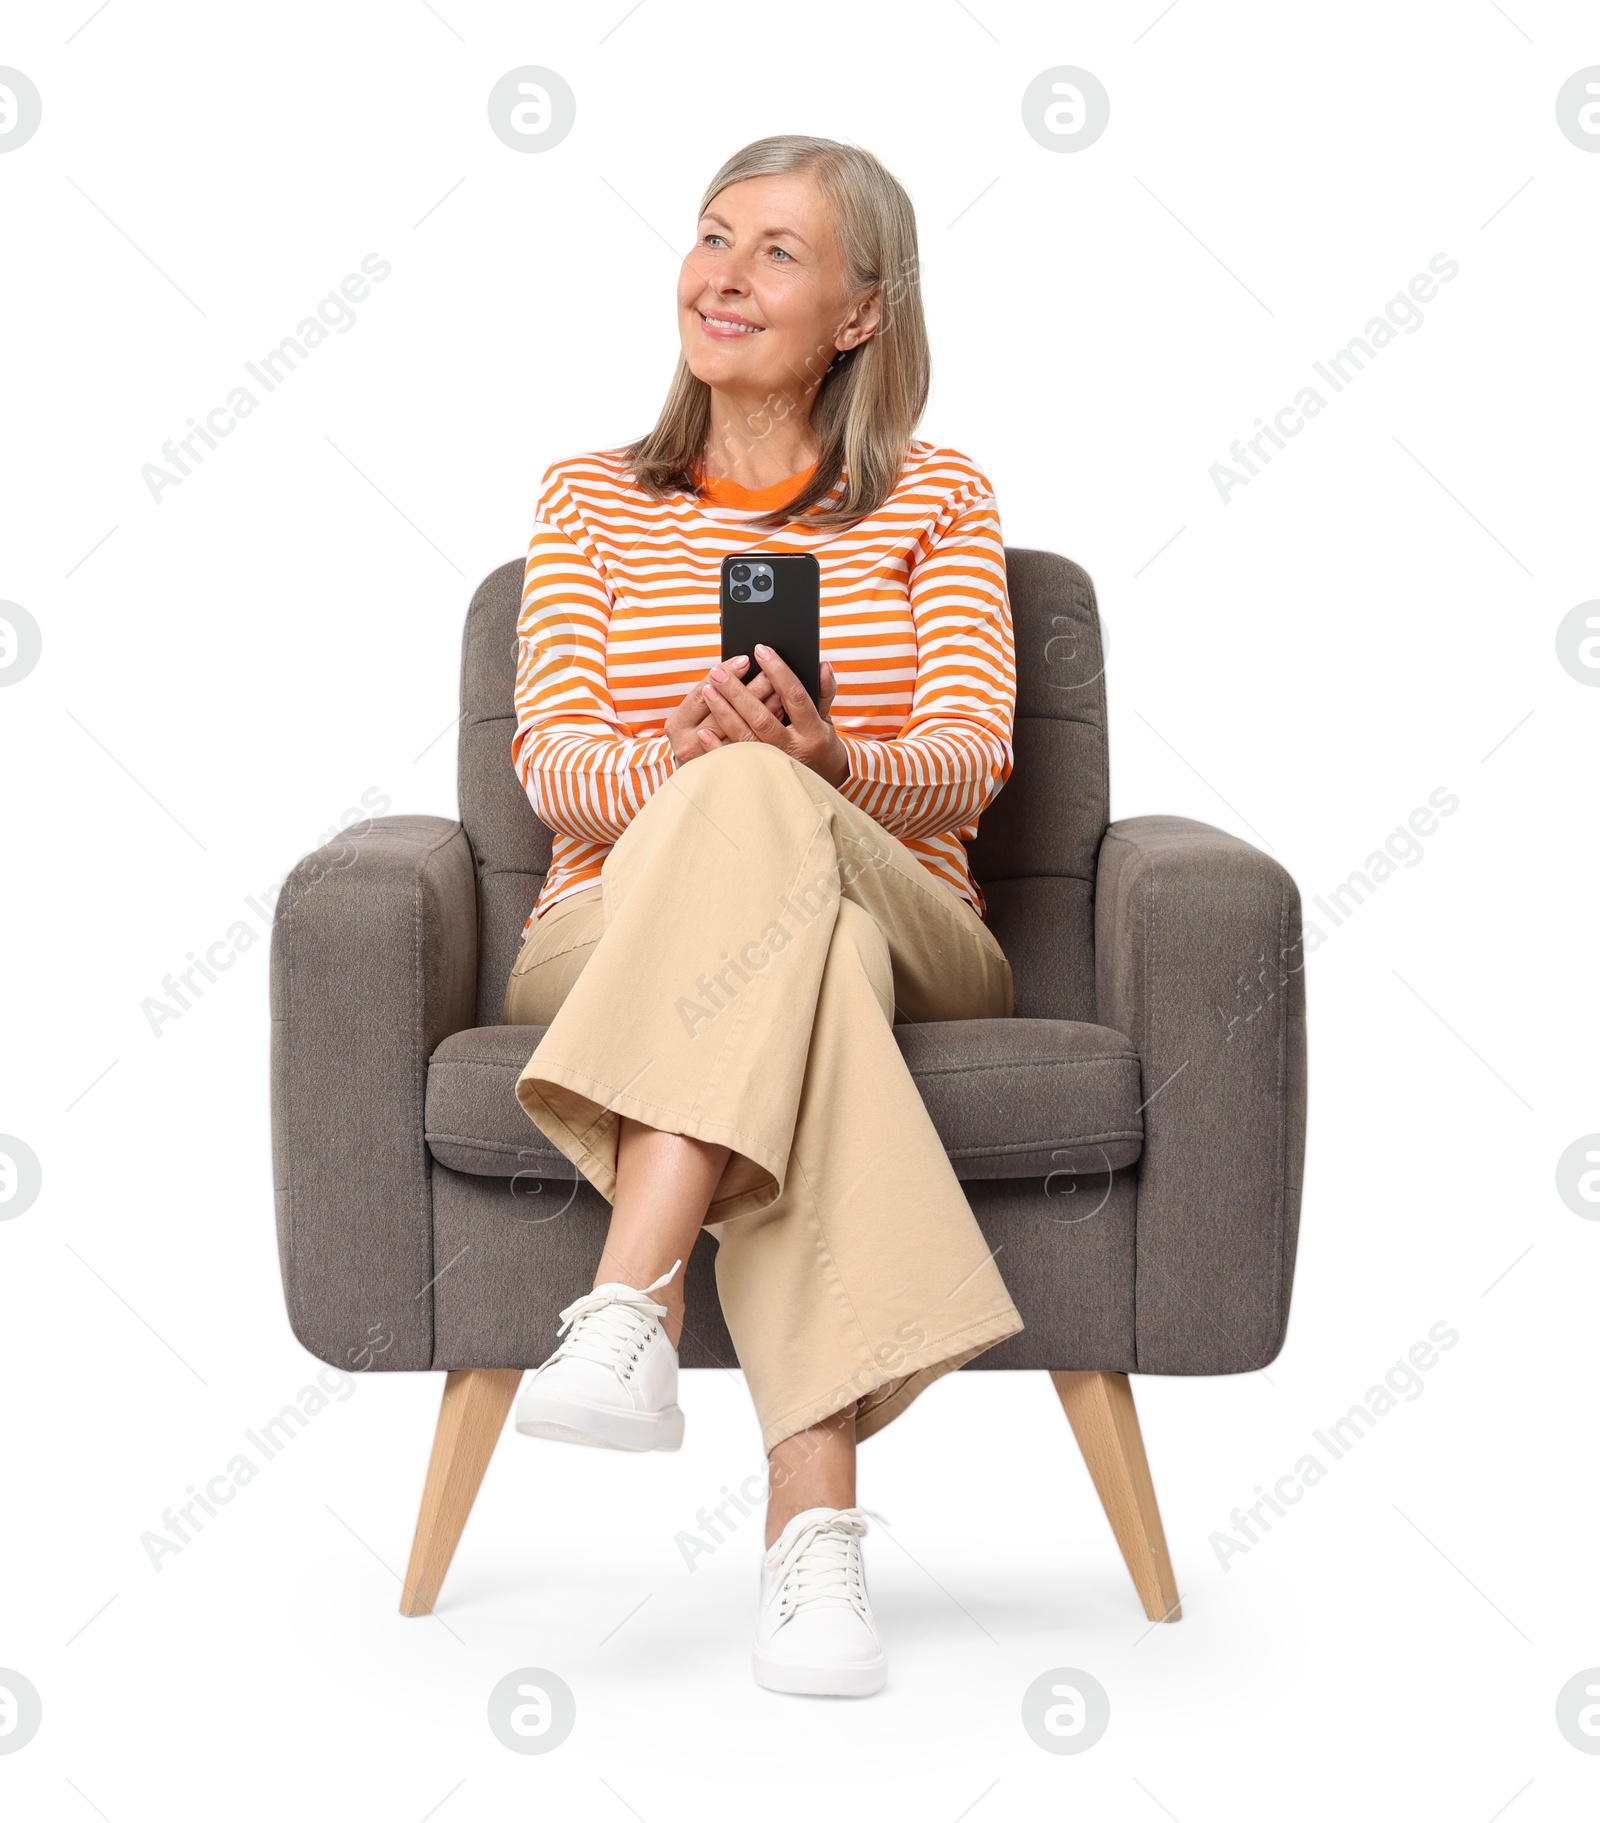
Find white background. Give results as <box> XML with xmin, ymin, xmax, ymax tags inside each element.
<box><xmin>3</xmin><ymin>0</ymin><xmax>1597</xmax><ymax>1815</ymax></box>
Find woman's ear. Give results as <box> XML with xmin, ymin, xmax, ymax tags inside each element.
<box><xmin>841</xmin><ymin>285</ymin><xmax>883</xmax><ymax>349</ymax></box>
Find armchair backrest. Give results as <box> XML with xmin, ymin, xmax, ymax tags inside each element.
<box><xmin>458</xmin><ymin>559</ymin><xmax>553</xmax><ymax>1025</ymax></box>
<box><xmin>967</xmin><ymin>548</ymin><xmax>1109</xmax><ymax>1021</ymax></box>
<box><xmin>457</xmin><ymin>548</ymin><xmax>1109</xmax><ymax>1026</ymax></box>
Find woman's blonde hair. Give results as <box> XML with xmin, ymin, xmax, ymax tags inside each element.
<box><xmin>616</xmin><ymin>135</ymin><xmax>929</xmax><ymax>533</ymax></box>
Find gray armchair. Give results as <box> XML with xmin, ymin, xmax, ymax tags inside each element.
<box><xmin>269</xmin><ymin>549</ymin><xmax>1307</xmax><ymax>1621</ymax></box>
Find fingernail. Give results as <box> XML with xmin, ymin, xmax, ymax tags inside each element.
<box><xmin>710</xmin><ymin>666</ymin><xmax>726</xmax><ymax>682</ymax></box>
<box><xmin>755</xmin><ymin>643</ymin><xmax>772</xmax><ymax>657</ymax></box>
<box><xmin>728</xmin><ymin>654</ymin><xmax>748</xmax><ymax>668</ymax></box>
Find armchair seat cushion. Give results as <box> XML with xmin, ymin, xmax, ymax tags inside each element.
<box><xmin>425</xmin><ymin>1019</ymin><xmax>1145</xmax><ymax>1184</ymax></box>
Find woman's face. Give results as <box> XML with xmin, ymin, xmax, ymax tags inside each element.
<box><xmin>678</xmin><ymin>172</ymin><xmax>879</xmax><ymax>405</ymax></box>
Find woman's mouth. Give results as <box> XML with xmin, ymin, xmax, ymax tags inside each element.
<box><xmin>698</xmin><ymin>310</ymin><xmax>764</xmax><ymax>339</ymax></box>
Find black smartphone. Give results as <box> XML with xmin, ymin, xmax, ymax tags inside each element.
<box><xmin>719</xmin><ymin>552</ymin><xmax>821</xmax><ymax>710</ymax></box>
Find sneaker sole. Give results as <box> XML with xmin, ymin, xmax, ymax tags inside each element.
<box><xmin>752</xmin><ymin>1648</ymin><xmax>887</xmax><ymax>1697</ymax></box>
<box><xmin>514</xmin><ymin>1392</ymin><xmax>684</xmax><ymax>1452</ymax></box>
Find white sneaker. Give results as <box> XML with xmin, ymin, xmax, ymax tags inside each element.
<box><xmin>514</xmin><ymin>1259</ymin><xmax>684</xmax><ymax>1451</ymax></box>
<box><xmin>753</xmin><ymin>1505</ymin><xmax>888</xmax><ymax>1696</ymax></box>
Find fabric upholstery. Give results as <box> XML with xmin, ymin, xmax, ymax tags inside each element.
<box><xmin>968</xmin><ymin>549</ymin><xmax>1109</xmax><ymax>1021</ymax></box>
<box><xmin>426</xmin><ymin>1165</ymin><xmax>1138</xmax><ymax>1376</ymax></box>
<box><xmin>1095</xmin><ymin>816</ymin><xmax>1308</xmax><ymax>1373</ymax></box>
<box><xmin>269</xmin><ymin>816</ymin><xmax>478</xmax><ymax>1371</ymax></box>
<box><xmin>457</xmin><ymin>560</ymin><xmax>548</xmax><ymax>1027</ymax></box>
<box><xmin>269</xmin><ymin>545</ymin><xmax>1308</xmax><ymax>1384</ymax></box>
<box><xmin>425</xmin><ymin>1020</ymin><xmax>1143</xmax><ymax>1183</ymax></box>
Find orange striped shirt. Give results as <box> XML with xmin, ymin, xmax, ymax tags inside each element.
<box><xmin>511</xmin><ymin>439</ymin><xmax>1016</xmax><ymax>934</ymax></box>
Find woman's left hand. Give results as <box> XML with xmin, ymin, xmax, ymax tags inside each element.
<box><xmin>698</xmin><ymin>644</ymin><xmax>850</xmax><ymax>788</ymax></box>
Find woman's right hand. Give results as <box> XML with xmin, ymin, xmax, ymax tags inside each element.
<box><xmin>664</xmin><ymin>655</ymin><xmax>777</xmax><ymax>767</ymax></box>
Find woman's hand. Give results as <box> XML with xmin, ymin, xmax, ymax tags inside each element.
<box><xmin>664</xmin><ymin>655</ymin><xmax>780</xmax><ymax>768</ymax></box>
<box><xmin>698</xmin><ymin>644</ymin><xmax>850</xmax><ymax>788</ymax></box>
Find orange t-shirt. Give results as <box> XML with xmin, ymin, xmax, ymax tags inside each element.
<box><xmin>511</xmin><ymin>439</ymin><xmax>1016</xmax><ymax>934</ymax></box>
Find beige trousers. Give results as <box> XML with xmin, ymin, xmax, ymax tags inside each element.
<box><xmin>502</xmin><ymin>740</ymin><xmax>1025</xmax><ymax>1454</ymax></box>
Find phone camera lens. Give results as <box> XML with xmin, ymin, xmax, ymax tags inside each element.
<box><xmin>731</xmin><ymin>583</ymin><xmax>751</xmax><ymax>602</ymax></box>
<box><xmin>730</xmin><ymin>563</ymin><xmax>751</xmax><ymax>583</ymax></box>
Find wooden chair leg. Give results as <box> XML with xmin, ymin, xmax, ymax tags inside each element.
<box><xmin>1050</xmin><ymin>1369</ymin><xmax>1182</xmax><ymax>1623</ymax></box>
<box><xmin>400</xmin><ymin>1367</ymin><xmax>522</xmax><ymax>1617</ymax></box>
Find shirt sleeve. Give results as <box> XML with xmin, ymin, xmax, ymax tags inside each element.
<box><xmin>833</xmin><ymin>484</ymin><xmax>1016</xmax><ymax>840</ymax></box>
<box><xmin>509</xmin><ymin>470</ymin><xmax>676</xmax><ymax>844</ymax></box>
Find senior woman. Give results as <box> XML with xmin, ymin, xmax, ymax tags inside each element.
<box><xmin>502</xmin><ymin>134</ymin><xmax>1023</xmax><ymax>1698</ymax></box>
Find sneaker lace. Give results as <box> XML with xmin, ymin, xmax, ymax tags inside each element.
<box><xmin>765</xmin><ymin>1506</ymin><xmax>887</xmax><ymax>1625</ymax></box>
<box><xmin>552</xmin><ymin>1259</ymin><xmax>681</xmax><ymax>1372</ymax></box>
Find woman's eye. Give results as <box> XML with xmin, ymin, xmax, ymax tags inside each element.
<box><xmin>770</xmin><ymin>246</ymin><xmax>793</xmax><ymax>262</ymax></box>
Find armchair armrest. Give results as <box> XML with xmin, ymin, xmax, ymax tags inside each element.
<box><xmin>1095</xmin><ymin>815</ymin><xmax>1307</xmax><ymax>1373</ymax></box>
<box><xmin>270</xmin><ymin>814</ymin><xmax>478</xmax><ymax>1371</ymax></box>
